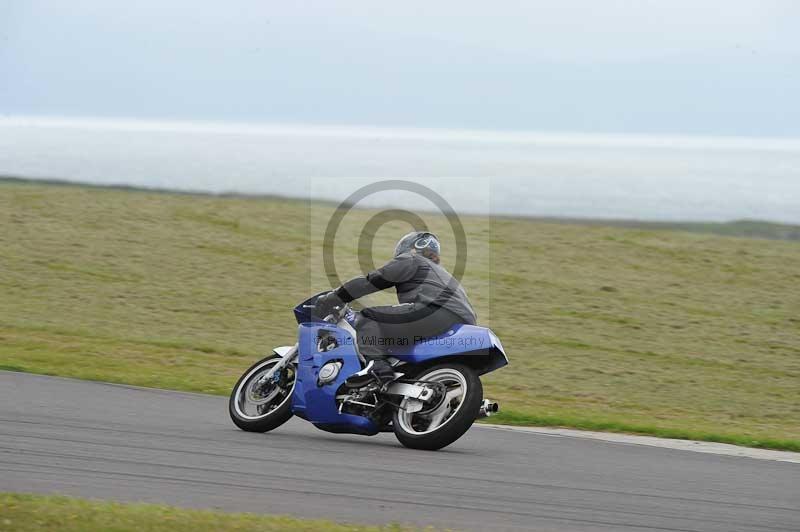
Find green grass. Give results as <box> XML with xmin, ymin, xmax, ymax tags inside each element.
<box><xmin>2</xmin><ymin>181</ymin><xmax>800</xmax><ymax>451</ymax></box>
<box><xmin>0</xmin><ymin>493</ymin><xmax>423</xmax><ymax>531</ymax></box>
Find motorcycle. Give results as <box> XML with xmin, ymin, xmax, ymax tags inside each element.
<box><xmin>229</xmin><ymin>292</ymin><xmax>508</xmax><ymax>450</ymax></box>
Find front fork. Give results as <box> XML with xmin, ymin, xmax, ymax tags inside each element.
<box><xmin>256</xmin><ymin>344</ymin><xmax>298</xmax><ymax>386</ymax></box>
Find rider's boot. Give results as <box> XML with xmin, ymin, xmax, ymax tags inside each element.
<box><xmin>345</xmin><ymin>358</ymin><xmax>396</xmax><ymax>388</ymax></box>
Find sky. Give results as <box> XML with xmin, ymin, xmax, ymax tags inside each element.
<box><xmin>1</xmin><ymin>0</ymin><xmax>799</xmax><ymax>137</ymax></box>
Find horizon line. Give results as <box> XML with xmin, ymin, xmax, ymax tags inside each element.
<box><xmin>3</xmin><ymin>114</ymin><xmax>800</xmax><ymax>152</ymax></box>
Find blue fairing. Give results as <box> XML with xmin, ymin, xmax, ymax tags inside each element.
<box><xmin>384</xmin><ymin>323</ymin><xmax>508</xmax><ymax>375</ymax></box>
<box><xmin>291</xmin><ymin>322</ymin><xmax>379</xmax><ymax>435</ymax></box>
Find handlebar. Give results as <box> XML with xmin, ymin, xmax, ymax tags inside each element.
<box><xmin>302</xmin><ymin>302</ymin><xmax>349</xmax><ymax>323</ymax></box>
<box><xmin>324</xmin><ymin>303</ymin><xmax>349</xmax><ymax>323</ymax></box>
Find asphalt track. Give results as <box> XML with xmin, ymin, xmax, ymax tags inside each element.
<box><xmin>1</xmin><ymin>371</ymin><xmax>798</xmax><ymax>531</ymax></box>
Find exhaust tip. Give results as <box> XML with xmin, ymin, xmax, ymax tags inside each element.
<box><xmin>478</xmin><ymin>399</ymin><xmax>499</xmax><ymax>418</ymax></box>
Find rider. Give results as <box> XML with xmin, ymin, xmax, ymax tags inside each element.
<box><xmin>315</xmin><ymin>231</ymin><xmax>477</xmax><ymax>387</ymax></box>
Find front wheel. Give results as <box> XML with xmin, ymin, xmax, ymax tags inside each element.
<box><xmin>393</xmin><ymin>363</ymin><xmax>482</xmax><ymax>450</ymax></box>
<box><xmin>229</xmin><ymin>354</ymin><xmax>296</xmax><ymax>433</ymax></box>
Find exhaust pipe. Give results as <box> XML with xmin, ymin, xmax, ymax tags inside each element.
<box><xmin>477</xmin><ymin>399</ymin><xmax>499</xmax><ymax>418</ymax></box>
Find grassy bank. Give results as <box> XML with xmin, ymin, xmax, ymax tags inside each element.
<box><xmin>1</xmin><ymin>181</ymin><xmax>799</xmax><ymax>450</ymax></box>
<box><xmin>0</xmin><ymin>493</ymin><xmax>418</xmax><ymax>532</ymax></box>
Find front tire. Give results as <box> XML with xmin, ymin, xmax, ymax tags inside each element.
<box><xmin>393</xmin><ymin>363</ymin><xmax>482</xmax><ymax>450</ymax></box>
<box><xmin>229</xmin><ymin>354</ymin><xmax>295</xmax><ymax>433</ymax></box>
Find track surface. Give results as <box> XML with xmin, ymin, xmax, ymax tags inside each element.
<box><xmin>1</xmin><ymin>371</ymin><xmax>798</xmax><ymax>531</ymax></box>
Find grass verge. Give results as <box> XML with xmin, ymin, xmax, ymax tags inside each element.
<box><xmin>0</xmin><ymin>493</ymin><xmax>421</xmax><ymax>532</ymax></box>
<box><xmin>2</xmin><ymin>181</ymin><xmax>799</xmax><ymax>451</ymax></box>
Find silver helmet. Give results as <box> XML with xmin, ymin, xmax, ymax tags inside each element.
<box><xmin>394</xmin><ymin>231</ymin><xmax>440</xmax><ymax>258</ymax></box>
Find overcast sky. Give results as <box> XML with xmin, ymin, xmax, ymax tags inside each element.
<box><xmin>1</xmin><ymin>1</ymin><xmax>798</xmax><ymax>136</ymax></box>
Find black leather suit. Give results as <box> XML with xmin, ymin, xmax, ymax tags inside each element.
<box><xmin>335</xmin><ymin>252</ymin><xmax>477</xmax><ymax>358</ymax></box>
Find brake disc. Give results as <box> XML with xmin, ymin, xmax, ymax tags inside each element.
<box><xmin>247</xmin><ymin>377</ymin><xmax>280</xmax><ymax>405</ymax></box>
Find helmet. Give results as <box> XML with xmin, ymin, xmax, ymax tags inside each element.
<box><xmin>394</xmin><ymin>231</ymin><xmax>440</xmax><ymax>258</ymax></box>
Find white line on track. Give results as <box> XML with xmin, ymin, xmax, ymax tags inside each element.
<box><xmin>478</xmin><ymin>423</ymin><xmax>800</xmax><ymax>464</ymax></box>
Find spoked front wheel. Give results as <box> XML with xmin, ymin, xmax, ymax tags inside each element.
<box><xmin>393</xmin><ymin>363</ymin><xmax>482</xmax><ymax>450</ymax></box>
<box><xmin>229</xmin><ymin>354</ymin><xmax>296</xmax><ymax>432</ymax></box>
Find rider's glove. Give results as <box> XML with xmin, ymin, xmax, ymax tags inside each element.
<box><xmin>315</xmin><ymin>290</ymin><xmax>345</xmax><ymax>318</ymax></box>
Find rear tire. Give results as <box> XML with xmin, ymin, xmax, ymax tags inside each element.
<box><xmin>393</xmin><ymin>363</ymin><xmax>482</xmax><ymax>451</ymax></box>
<box><xmin>229</xmin><ymin>354</ymin><xmax>295</xmax><ymax>433</ymax></box>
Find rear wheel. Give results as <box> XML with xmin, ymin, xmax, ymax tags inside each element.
<box><xmin>393</xmin><ymin>363</ymin><xmax>482</xmax><ymax>450</ymax></box>
<box><xmin>229</xmin><ymin>354</ymin><xmax>296</xmax><ymax>433</ymax></box>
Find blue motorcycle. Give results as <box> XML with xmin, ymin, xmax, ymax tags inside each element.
<box><xmin>229</xmin><ymin>292</ymin><xmax>508</xmax><ymax>450</ymax></box>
